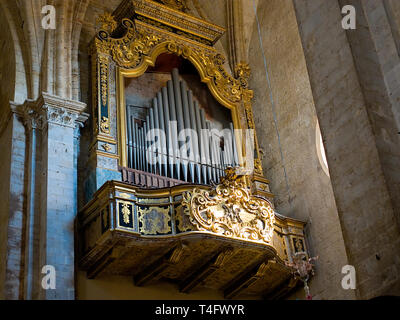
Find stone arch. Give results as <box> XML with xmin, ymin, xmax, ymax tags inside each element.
<box><xmin>0</xmin><ymin>8</ymin><xmax>16</xmax><ymax>110</ymax></box>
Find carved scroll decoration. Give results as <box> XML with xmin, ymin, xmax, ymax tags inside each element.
<box><xmin>91</xmin><ymin>14</ymin><xmax>252</xmax><ymax>106</ymax></box>
<box><xmin>182</xmin><ymin>168</ymin><xmax>275</xmax><ymax>243</ymax></box>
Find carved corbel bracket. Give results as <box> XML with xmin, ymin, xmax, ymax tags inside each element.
<box><xmin>179</xmin><ymin>247</ymin><xmax>233</xmax><ymax>293</ymax></box>
<box><xmin>134</xmin><ymin>244</ymin><xmax>187</xmax><ymax>286</ymax></box>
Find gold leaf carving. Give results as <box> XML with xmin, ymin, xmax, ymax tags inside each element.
<box><xmin>100</xmin><ymin>117</ymin><xmax>110</xmax><ymax>134</ymax></box>
<box><xmin>138</xmin><ymin>207</ymin><xmax>171</xmax><ymax>235</ymax></box>
<box><xmin>101</xmin><ymin>143</ymin><xmax>112</xmax><ymax>152</ymax></box>
<box><xmin>99</xmin><ymin>56</ymin><xmax>109</xmax><ymax>106</ymax></box>
<box><xmin>182</xmin><ymin>168</ymin><xmax>275</xmax><ymax>243</ymax></box>
<box><xmin>121</xmin><ymin>203</ymin><xmax>131</xmax><ymax>224</ymax></box>
<box><xmin>96</xmin><ymin>12</ymin><xmax>118</xmax><ymax>34</ymax></box>
<box><xmin>91</xmin><ymin>16</ymin><xmax>254</xmax><ymax>105</ymax></box>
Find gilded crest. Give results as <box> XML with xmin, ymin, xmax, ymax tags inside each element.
<box><xmin>182</xmin><ymin>168</ymin><xmax>275</xmax><ymax>244</ymax></box>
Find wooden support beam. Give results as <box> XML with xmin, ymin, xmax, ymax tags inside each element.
<box><xmin>224</xmin><ymin>260</ymin><xmax>275</xmax><ymax>299</ymax></box>
<box><xmin>87</xmin><ymin>248</ymin><xmax>121</xmax><ymax>279</ymax></box>
<box><xmin>134</xmin><ymin>245</ymin><xmax>185</xmax><ymax>287</ymax></box>
<box><xmin>263</xmin><ymin>277</ymin><xmax>298</xmax><ymax>300</ymax></box>
<box><xmin>179</xmin><ymin>248</ymin><xmax>233</xmax><ymax>293</ymax></box>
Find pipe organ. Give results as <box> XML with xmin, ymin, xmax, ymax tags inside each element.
<box><xmin>126</xmin><ymin>68</ymin><xmax>239</xmax><ymax>187</ymax></box>
<box><xmin>82</xmin><ymin>0</ymin><xmax>308</xmax><ymax>300</ymax></box>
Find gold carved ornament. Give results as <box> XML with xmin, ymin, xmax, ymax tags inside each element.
<box><xmin>121</xmin><ymin>203</ymin><xmax>131</xmax><ymax>224</ymax></box>
<box><xmin>99</xmin><ymin>56</ymin><xmax>109</xmax><ymax>107</ymax></box>
<box><xmin>182</xmin><ymin>168</ymin><xmax>275</xmax><ymax>243</ymax></box>
<box><xmin>93</xmin><ymin>14</ymin><xmax>253</xmax><ymax>106</ymax></box>
<box><xmin>100</xmin><ymin>116</ymin><xmax>110</xmax><ymax>134</ymax></box>
<box><xmin>138</xmin><ymin>206</ymin><xmax>171</xmax><ymax>235</ymax></box>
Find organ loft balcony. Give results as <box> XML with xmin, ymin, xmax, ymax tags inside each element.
<box><xmin>78</xmin><ymin>169</ymin><xmax>308</xmax><ymax>299</ymax></box>
<box><xmin>78</xmin><ymin>0</ymin><xmax>310</xmax><ymax>299</ymax></box>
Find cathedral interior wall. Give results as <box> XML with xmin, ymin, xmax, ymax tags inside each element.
<box><xmin>293</xmin><ymin>0</ymin><xmax>400</xmax><ymax>298</ymax></box>
<box><xmin>0</xmin><ymin>0</ymin><xmax>399</xmax><ymax>300</ymax></box>
<box><xmin>247</xmin><ymin>0</ymin><xmax>354</xmax><ymax>300</ymax></box>
<box><xmin>0</xmin><ymin>120</ymin><xmax>13</xmax><ymax>300</ymax></box>
<box><xmin>76</xmin><ymin>271</ymin><xmax>226</xmax><ymax>300</ymax></box>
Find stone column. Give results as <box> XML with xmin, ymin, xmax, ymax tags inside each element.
<box><xmin>23</xmin><ymin>108</ymin><xmax>42</xmax><ymax>300</ymax></box>
<box><xmin>22</xmin><ymin>93</ymin><xmax>88</xmax><ymax>300</ymax></box>
<box><xmin>0</xmin><ymin>106</ymin><xmax>27</xmax><ymax>300</ymax></box>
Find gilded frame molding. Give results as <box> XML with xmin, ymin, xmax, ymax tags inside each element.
<box><xmin>116</xmin><ymin>40</ymin><xmax>246</xmax><ymax>168</ymax></box>
<box><xmin>91</xmin><ymin>10</ymin><xmax>261</xmax><ymax>173</ymax></box>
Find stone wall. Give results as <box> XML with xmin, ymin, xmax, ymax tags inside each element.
<box><xmin>0</xmin><ymin>119</ymin><xmax>13</xmax><ymax>300</ymax></box>
<box><xmin>1</xmin><ymin>0</ymin><xmax>400</xmax><ymax>300</ymax></box>
<box><xmin>293</xmin><ymin>0</ymin><xmax>400</xmax><ymax>298</ymax></box>
<box><xmin>247</xmin><ymin>0</ymin><xmax>354</xmax><ymax>300</ymax></box>
<box><xmin>0</xmin><ymin>114</ymin><xmax>28</xmax><ymax>300</ymax></box>
<box><xmin>339</xmin><ymin>0</ymin><xmax>400</xmax><ymax>226</ymax></box>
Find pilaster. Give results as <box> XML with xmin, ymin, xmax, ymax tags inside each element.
<box><xmin>21</xmin><ymin>93</ymin><xmax>88</xmax><ymax>300</ymax></box>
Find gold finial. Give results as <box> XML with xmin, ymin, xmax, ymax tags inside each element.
<box><xmin>235</xmin><ymin>62</ymin><xmax>251</xmax><ymax>88</ymax></box>
<box><xmin>96</xmin><ymin>12</ymin><xmax>118</xmax><ymax>34</ymax></box>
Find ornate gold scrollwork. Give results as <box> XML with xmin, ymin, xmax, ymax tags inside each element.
<box><xmin>254</xmin><ymin>159</ymin><xmax>264</xmax><ymax>176</ymax></box>
<box><xmin>100</xmin><ymin>116</ymin><xmax>110</xmax><ymax>134</ymax></box>
<box><xmin>93</xmin><ymin>14</ymin><xmax>254</xmax><ymax>106</ymax></box>
<box><xmin>235</xmin><ymin>62</ymin><xmax>251</xmax><ymax>89</ymax></box>
<box><xmin>182</xmin><ymin>168</ymin><xmax>275</xmax><ymax>243</ymax></box>
<box><xmin>121</xmin><ymin>203</ymin><xmax>131</xmax><ymax>224</ymax></box>
<box><xmin>99</xmin><ymin>56</ymin><xmax>109</xmax><ymax>107</ymax></box>
<box><xmin>138</xmin><ymin>206</ymin><xmax>171</xmax><ymax>235</ymax></box>
<box><xmin>96</xmin><ymin>12</ymin><xmax>118</xmax><ymax>34</ymax></box>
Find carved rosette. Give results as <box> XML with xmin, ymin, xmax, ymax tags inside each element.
<box><xmin>182</xmin><ymin>168</ymin><xmax>275</xmax><ymax>244</ymax></box>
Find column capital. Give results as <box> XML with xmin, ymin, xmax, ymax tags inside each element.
<box><xmin>14</xmin><ymin>93</ymin><xmax>89</xmax><ymax>130</ymax></box>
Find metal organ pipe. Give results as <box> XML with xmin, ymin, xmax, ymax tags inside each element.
<box><xmin>188</xmin><ymin>90</ymin><xmax>201</xmax><ymax>184</ymax></box>
<box><xmin>180</xmin><ymin>81</ymin><xmax>195</xmax><ymax>183</ymax></box>
<box><xmin>143</xmin><ymin>120</ymin><xmax>150</xmax><ymax>174</ymax></box>
<box><xmin>206</xmin><ymin>121</ymin><xmax>217</xmax><ymax>183</ymax></box>
<box><xmin>153</xmin><ymin>98</ymin><xmax>162</xmax><ymax>176</ymax></box>
<box><xmin>126</xmin><ymin>68</ymin><xmax>239</xmax><ymax>186</ymax></box>
<box><xmin>230</xmin><ymin>122</ymin><xmax>239</xmax><ymax>167</ymax></box>
<box><xmin>127</xmin><ymin>109</ymin><xmax>133</xmax><ymax>168</ymax></box>
<box><xmin>157</xmin><ymin>91</ymin><xmax>168</xmax><ymax>177</ymax></box>
<box><xmin>172</xmin><ymin>68</ymin><xmax>188</xmax><ymax>182</ymax></box>
<box><xmin>194</xmin><ymin>101</ymin><xmax>207</xmax><ymax>184</ymax></box>
<box><xmin>149</xmin><ymin>108</ymin><xmax>156</xmax><ymax>174</ymax></box>
<box><xmin>200</xmin><ymin>109</ymin><xmax>212</xmax><ymax>183</ymax></box>
<box><xmin>161</xmin><ymin>87</ymin><xmax>173</xmax><ymax>179</ymax></box>
<box><xmin>146</xmin><ymin>115</ymin><xmax>153</xmax><ymax>174</ymax></box>
<box><xmin>167</xmin><ymin>80</ymin><xmax>180</xmax><ymax>181</ymax></box>
<box><xmin>131</xmin><ymin>116</ymin><xmax>137</xmax><ymax>170</ymax></box>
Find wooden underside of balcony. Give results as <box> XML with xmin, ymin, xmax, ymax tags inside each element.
<box><xmin>78</xmin><ymin>177</ymin><xmax>307</xmax><ymax>299</ymax></box>
<box><xmin>79</xmin><ymin>230</ymin><xmax>299</xmax><ymax>299</ymax></box>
